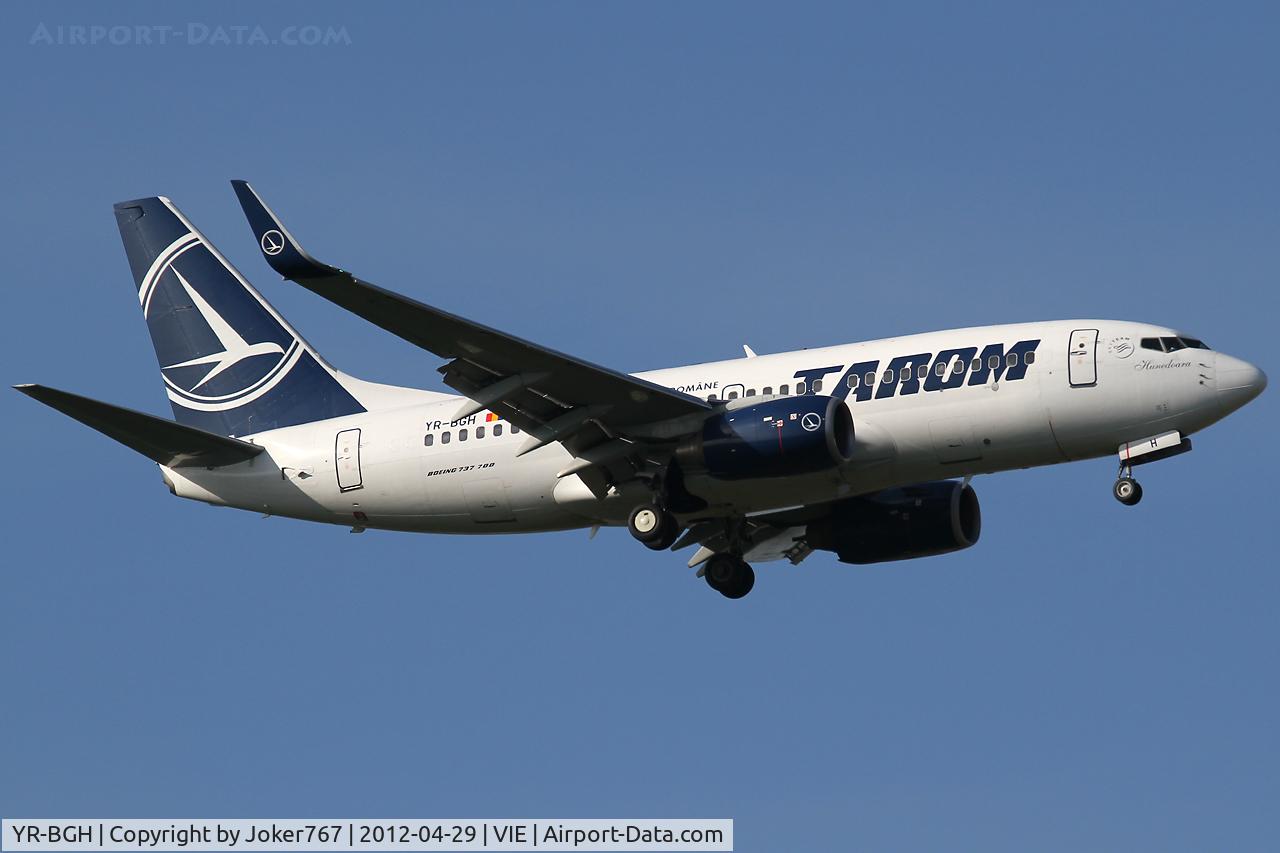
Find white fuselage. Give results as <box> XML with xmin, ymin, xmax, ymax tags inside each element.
<box><xmin>159</xmin><ymin>319</ymin><xmax>1255</xmax><ymax>535</ymax></box>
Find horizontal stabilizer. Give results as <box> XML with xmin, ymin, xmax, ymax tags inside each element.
<box><xmin>14</xmin><ymin>384</ymin><xmax>265</xmax><ymax>468</ymax></box>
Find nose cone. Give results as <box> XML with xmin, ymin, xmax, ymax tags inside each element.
<box><xmin>1217</xmin><ymin>353</ymin><xmax>1267</xmax><ymax>413</ymax></box>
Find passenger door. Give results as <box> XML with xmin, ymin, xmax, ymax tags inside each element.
<box><xmin>1068</xmin><ymin>329</ymin><xmax>1099</xmax><ymax>387</ymax></box>
<box><xmin>335</xmin><ymin>428</ymin><xmax>363</xmax><ymax>492</ymax></box>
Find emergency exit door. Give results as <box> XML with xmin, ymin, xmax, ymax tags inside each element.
<box><xmin>335</xmin><ymin>428</ymin><xmax>363</xmax><ymax>492</ymax></box>
<box><xmin>1068</xmin><ymin>329</ymin><xmax>1099</xmax><ymax>387</ymax></box>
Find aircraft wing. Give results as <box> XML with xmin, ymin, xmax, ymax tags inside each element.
<box><xmin>231</xmin><ymin>181</ymin><xmax>710</xmax><ymax>492</ymax></box>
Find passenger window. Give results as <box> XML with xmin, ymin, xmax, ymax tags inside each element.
<box><xmin>952</xmin><ymin>360</ymin><xmax>964</xmax><ymax>374</ymax></box>
<box><xmin>1024</xmin><ymin>351</ymin><xmax>1036</xmax><ymax>365</ymax></box>
<box><xmin>917</xmin><ymin>364</ymin><xmax>929</xmax><ymax>379</ymax></box>
<box><xmin>970</xmin><ymin>358</ymin><xmax>981</xmax><ymax>371</ymax></box>
<box><xmin>746</xmin><ymin>388</ymin><xmax>756</xmax><ymax>397</ymax></box>
<box><xmin>727</xmin><ymin>390</ymin><xmax>739</xmax><ymax>400</ymax></box>
<box><xmin>476</xmin><ymin>426</ymin><xmax>485</xmax><ymax>439</ymax></box>
<box><xmin>459</xmin><ymin>428</ymin><xmax>468</xmax><ymax>441</ymax></box>
<box><xmin>934</xmin><ymin>362</ymin><xmax>946</xmax><ymax>377</ymax></box>
<box><xmin>864</xmin><ymin>371</ymin><xmax>876</xmax><ymax>387</ymax></box>
<box><xmin>707</xmin><ymin>395</ymin><xmax>716</xmax><ymax>402</ymax></box>
<box><xmin>882</xmin><ymin>370</ymin><xmax>894</xmax><ymax>384</ymax></box>
<box><xmin>511</xmin><ymin>425</ymin><xmax>520</xmax><ymax>434</ymax></box>
<box><xmin>899</xmin><ymin>367</ymin><xmax>911</xmax><ymax>381</ymax></box>
<box><xmin>442</xmin><ymin>431</ymin><xmax>451</xmax><ymax>444</ymax></box>
<box><xmin>780</xmin><ymin>384</ymin><xmax>789</xmax><ymax>395</ymax></box>
<box><xmin>847</xmin><ymin>375</ymin><xmax>858</xmax><ymax>389</ymax></box>
<box><xmin>796</xmin><ymin>381</ymin><xmax>807</xmax><ymax>394</ymax></box>
<box><xmin>811</xmin><ymin>380</ymin><xmax>822</xmax><ymax>393</ymax></box>
<box><xmin>988</xmin><ymin>355</ymin><xmax>1000</xmax><ymax>369</ymax></box>
<box><xmin>494</xmin><ymin>423</ymin><xmax>503</xmax><ymax>437</ymax></box>
<box><xmin>424</xmin><ymin>433</ymin><xmax>434</xmax><ymax>447</ymax></box>
<box><xmin>1006</xmin><ymin>352</ymin><xmax>1018</xmax><ymax>367</ymax></box>
<box><xmin>763</xmin><ymin>386</ymin><xmax>773</xmax><ymax>395</ymax></box>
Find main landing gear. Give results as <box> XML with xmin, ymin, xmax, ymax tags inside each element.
<box><xmin>1113</xmin><ymin>461</ymin><xmax>1143</xmax><ymax>506</ymax></box>
<box><xmin>703</xmin><ymin>553</ymin><xmax>755</xmax><ymax>599</ymax></box>
<box><xmin>626</xmin><ymin>499</ymin><xmax>756</xmax><ymax>599</ymax></box>
<box><xmin>624</xmin><ymin>494</ymin><xmax>752</xmax><ymax>594</ymax></box>
<box><xmin>627</xmin><ymin>502</ymin><xmax>680</xmax><ymax>550</ymax></box>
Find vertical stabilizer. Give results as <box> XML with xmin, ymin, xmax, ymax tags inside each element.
<box><xmin>114</xmin><ymin>196</ymin><xmax>367</xmax><ymax>436</ymax></box>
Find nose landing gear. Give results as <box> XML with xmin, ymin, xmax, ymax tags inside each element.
<box><xmin>1113</xmin><ymin>476</ymin><xmax>1143</xmax><ymax>505</ymax></box>
<box><xmin>1110</xmin><ymin>431</ymin><xmax>1194</xmax><ymax>507</ymax></box>
<box><xmin>1113</xmin><ymin>461</ymin><xmax>1143</xmax><ymax>506</ymax></box>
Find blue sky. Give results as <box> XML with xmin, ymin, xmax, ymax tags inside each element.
<box><xmin>1</xmin><ymin>2</ymin><xmax>1277</xmax><ymax>850</ymax></box>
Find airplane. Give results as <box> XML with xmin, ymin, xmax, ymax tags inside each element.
<box><xmin>16</xmin><ymin>183</ymin><xmax>1267</xmax><ymax>599</ymax></box>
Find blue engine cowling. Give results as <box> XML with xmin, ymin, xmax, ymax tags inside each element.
<box><xmin>676</xmin><ymin>395</ymin><xmax>855</xmax><ymax>480</ymax></box>
<box><xmin>805</xmin><ymin>480</ymin><xmax>981</xmax><ymax>564</ymax></box>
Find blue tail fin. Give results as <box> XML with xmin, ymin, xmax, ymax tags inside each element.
<box><xmin>114</xmin><ymin>196</ymin><xmax>366</xmax><ymax>436</ymax></box>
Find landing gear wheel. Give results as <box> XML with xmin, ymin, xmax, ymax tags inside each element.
<box><xmin>704</xmin><ymin>554</ymin><xmax>735</xmax><ymax>591</ymax></box>
<box><xmin>1113</xmin><ymin>477</ymin><xmax>1143</xmax><ymax>506</ymax></box>
<box><xmin>725</xmin><ymin>563</ymin><xmax>755</xmax><ymax>599</ymax></box>
<box><xmin>704</xmin><ymin>554</ymin><xmax>756</xmax><ymax>599</ymax></box>
<box><xmin>628</xmin><ymin>503</ymin><xmax>679</xmax><ymax>550</ymax></box>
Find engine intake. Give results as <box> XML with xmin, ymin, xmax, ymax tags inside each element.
<box><xmin>676</xmin><ymin>395</ymin><xmax>855</xmax><ymax>480</ymax></box>
<box><xmin>807</xmin><ymin>480</ymin><xmax>981</xmax><ymax>564</ymax></box>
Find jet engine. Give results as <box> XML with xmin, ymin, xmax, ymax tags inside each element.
<box><xmin>675</xmin><ymin>395</ymin><xmax>855</xmax><ymax>480</ymax></box>
<box><xmin>806</xmin><ymin>480</ymin><xmax>981</xmax><ymax>564</ymax></box>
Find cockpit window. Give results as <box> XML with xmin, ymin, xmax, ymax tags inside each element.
<box><xmin>1141</xmin><ymin>336</ymin><xmax>1212</xmax><ymax>353</ymax></box>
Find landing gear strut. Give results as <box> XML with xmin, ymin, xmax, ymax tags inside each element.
<box><xmin>627</xmin><ymin>502</ymin><xmax>680</xmax><ymax>550</ymax></box>
<box><xmin>704</xmin><ymin>553</ymin><xmax>755</xmax><ymax>599</ymax></box>
<box><xmin>1113</xmin><ymin>461</ymin><xmax>1143</xmax><ymax>506</ymax></box>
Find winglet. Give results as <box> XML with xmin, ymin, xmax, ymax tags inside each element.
<box><xmin>743</xmin><ymin>344</ymin><xmax>757</xmax><ymax>358</ymax></box>
<box><xmin>230</xmin><ymin>180</ymin><xmax>333</xmax><ymax>280</ymax></box>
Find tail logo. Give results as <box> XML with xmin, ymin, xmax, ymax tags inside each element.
<box><xmin>161</xmin><ymin>269</ymin><xmax>286</xmax><ymax>390</ymax></box>
<box><xmin>140</xmin><ymin>233</ymin><xmax>302</xmax><ymax>412</ymax></box>
<box><xmin>260</xmin><ymin>230</ymin><xmax>285</xmax><ymax>256</ymax></box>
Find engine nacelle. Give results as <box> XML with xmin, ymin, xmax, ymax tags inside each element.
<box><xmin>676</xmin><ymin>395</ymin><xmax>855</xmax><ymax>480</ymax></box>
<box><xmin>806</xmin><ymin>480</ymin><xmax>981</xmax><ymax>564</ymax></box>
